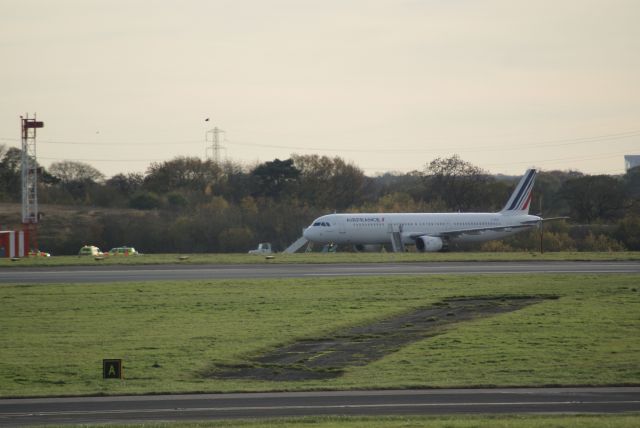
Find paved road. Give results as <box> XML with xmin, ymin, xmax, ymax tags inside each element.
<box><xmin>1</xmin><ymin>387</ymin><xmax>638</xmax><ymax>426</ymax></box>
<box><xmin>1</xmin><ymin>261</ymin><xmax>639</xmax><ymax>284</ymax></box>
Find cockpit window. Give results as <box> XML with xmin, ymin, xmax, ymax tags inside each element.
<box><xmin>313</xmin><ymin>222</ymin><xmax>321</xmax><ymax>226</ymax></box>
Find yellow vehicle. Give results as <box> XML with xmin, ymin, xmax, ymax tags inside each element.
<box><xmin>29</xmin><ymin>249</ymin><xmax>51</xmax><ymax>257</ymax></box>
<box><xmin>78</xmin><ymin>245</ymin><xmax>102</xmax><ymax>256</ymax></box>
<box><xmin>108</xmin><ymin>246</ymin><xmax>139</xmax><ymax>256</ymax></box>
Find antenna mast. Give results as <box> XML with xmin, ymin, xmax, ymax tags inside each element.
<box><xmin>21</xmin><ymin>114</ymin><xmax>44</xmax><ymax>252</ymax></box>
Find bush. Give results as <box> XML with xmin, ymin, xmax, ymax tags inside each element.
<box><xmin>480</xmin><ymin>240</ymin><xmax>515</xmax><ymax>252</ymax></box>
<box><xmin>129</xmin><ymin>191</ymin><xmax>163</xmax><ymax>210</ymax></box>
<box><xmin>218</xmin><ymin>227</ymin><xmax>255</xmax><ymax>252</ymax></box>
<box><xmin>615</xmin><ymin>216</ymin><xmax>640</xmax><ymax>250</ymax></box>
<box><xmin>578</xmin><ymin>232</ymin><xmax>625</xmax><ymax>252</ymax></box>
<box><xmin>166</xmin><ymin>192</ymin><xmax>189</xmax><ymax>210</ymax></box>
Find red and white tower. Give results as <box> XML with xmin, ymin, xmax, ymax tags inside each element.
<box><xmin>21</xmin><ymin>114</ymin><xmax>44</xmax><ymax>253</ymax></box>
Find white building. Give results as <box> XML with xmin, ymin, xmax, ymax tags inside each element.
<box><xmin>625</xmin><ymin>155</ymin><xmax>640</xmax><ymax>172</ymax></box>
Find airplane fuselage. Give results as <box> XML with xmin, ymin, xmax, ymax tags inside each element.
<box><xmin>303</xmin><ymin>212</ymin><xmax>541</xmax><ymax>246</ymax></box>
<box><xmin>302</xmin><ymin>169</ymin><xmax>541</xmax><ymax>252</ymax></box>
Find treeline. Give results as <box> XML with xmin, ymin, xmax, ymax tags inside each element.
<box><xmin>1</xmin><ymin>145</ymin><xmax>639</xmax><ymax>254</ymax></box>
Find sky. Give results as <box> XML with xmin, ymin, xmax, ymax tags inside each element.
<box><xmin>1</xmin><ymin>0</ymin><xmax>639</xmax><ymax>178</ymax></box>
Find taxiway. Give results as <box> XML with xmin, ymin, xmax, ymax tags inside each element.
<box><xmin>1</xmin><ymin>261</ymin><xmax>639</xmax><ymax>284</ymax></box>
<box><xmin>1</xmin><ymin>387</ymin><xmax>639</xmax><ymax>426</ymax></box>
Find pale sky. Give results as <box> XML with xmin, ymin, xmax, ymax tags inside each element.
<box><xmin>1</xmin><ymin>0</ymin><xmax>639</xmax><ymax>177</ymax></box>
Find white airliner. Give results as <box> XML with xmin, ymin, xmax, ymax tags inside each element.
<box><xmin>303</xmin><ymin>169</ymin><xmax>546</xmax><ymax>252</ymax></box>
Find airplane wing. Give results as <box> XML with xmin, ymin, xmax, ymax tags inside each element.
<box><xmin>519</xmin><ymin>216</ymin><xmax>570</xmax><ymax>225</ymax></box>
<box><xmin>407</xmin><ymin>223</ymin><xmax>535</xmax><ymax>240</ymax></box>
<box><xmin>540</xmin><ymin>216</ymin><xmax>570</xmax><ymax>222</ymax></box>
<box><xmin>406</xmin><ymin>217</ymin><xmax>569</xmax><ymax>240</ymax></box>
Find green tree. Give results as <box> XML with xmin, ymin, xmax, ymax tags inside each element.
<box><xmin>623</xmin><ymin>166</ymin><xmax>640</xmax><ymax>198</ymax></box>
<box><xmin>560</xmin><ymin>175</ymin><xmax>624</xmax><ymax>223</ymax></box>
<box><xmin>533</xmin><ymin>170</ymin><xmax>582</xmax><ymax>217</ymax></box>
<box><xmin>622</xmin><ymin>166</ymin><xmax>640</xmax><ymax>216</ymax></box>
<box><xmin>129</xmin><ymin>191</ymin><xmax>163</xmax><ymax>210</ymax></box>
<box><xmin>166</xmin><ymin>192</ymin><xmax>189</xmax><ymax>210</ymax></box>
<box><xmin>216</xmin><ymin>160</ymin><xmax>252</xmax><ymax>203</ymax></box>
<box><xmin>0</xmin><ymin>146</ymin><xmax>25</xmax><ymax>201</ymax></box>
<box><xmin>423</xmin><ymin>155</ymin><xmax>493</xmax><ymax>211</ymax></box>
<box><xmin>218</xmin><ymin>227</ymin><xmax>255</xmax><ymax>252</ymax></box>
<box><xmin>292</xmin><ymin>154</ymin><xmax>365</xmax><ymax>210</ymax></box>
<box><xmin>615</xmin><ymin>216</ymin><xmax>640</xmax><ymax>250</ymax></box>
<box><xmin>144</xmin><ymin>157</ymin><xmax>223</xmax><ymax>195</ymax></box>
<box><xmin>106</xmin><ymin>173</ymin><xmax>144</xmax><ymax>197</ymax></box>
<box><xmin>251</xmin><ymin>158</ymin><xmax>300</xmax><ymax>199</ymax></box>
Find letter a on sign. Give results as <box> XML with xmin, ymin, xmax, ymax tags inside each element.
<box><xmin>103</xmin><ymin>359</ymin><xmax>123</xmax><ymax>379</ymax></box>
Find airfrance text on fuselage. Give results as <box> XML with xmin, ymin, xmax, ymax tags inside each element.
<box><xmin>346</xmin><ymin>217</ymin><xmax>385</xmax><ymax>223</ymax></box>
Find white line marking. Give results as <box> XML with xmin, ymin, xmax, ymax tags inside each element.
<box><xmin>303</xmin><ymin>270</ymin><xmax>639</xmax><ymax>277</ymax></box>
<box><xmin>3</xmin><ymin>400</ymin><xmax>639</xmax><ymax>418</ymax></box>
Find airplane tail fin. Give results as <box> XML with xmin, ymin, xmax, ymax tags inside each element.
<box><xmin>500</xmin><ymin>169</ymin><xmax>537</xmax><ymax>215</ymax></box>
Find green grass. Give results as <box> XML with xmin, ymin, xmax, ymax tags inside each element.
<box><xmin>59</xmin><ymin>414</ymin><xmax>640</xmax><ymax>428</ymax></box>
<box><xmin>1</xmin><ymin>251</ymin><xmax>639</xmax><ymax>268</ymax></box>
<box><xmin>1</xmin><ymin>274</ymin><xmax>639</xmax><ymax>397</ymax></box>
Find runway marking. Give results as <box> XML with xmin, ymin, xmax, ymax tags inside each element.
<box><xmin>1</xmin><ymin>262</ymin><xmax>637</xmax><ymax>285</ymax></box>
<box><xmin>4</xmin><ymin>262</ymin><xmax>640</xmax><ymax>276</ymax></box>
<box><xmin>3</xmin><ymin>400</ymin><xmax>639</xmax><ymax>418</ymax></box>
<box><xmin>303</xmin><ymin>270</ymin><xmax>639</xmax><ymax>277</ymax></box>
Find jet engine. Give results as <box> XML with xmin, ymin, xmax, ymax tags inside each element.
<box><xmin>415</xmin><ymin>235</ymin><xmax>443</xmax><ymax>252</ymax></box>
<box><xmin>353</xmin><ymin>244</ymin><xmax>383</xmax><ymax>252</ymax></box>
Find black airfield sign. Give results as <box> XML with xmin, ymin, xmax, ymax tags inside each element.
<box><xmin>103</xmin><ymin>359</ymin><xmax>123</xmax><ymax>379</ymax></box>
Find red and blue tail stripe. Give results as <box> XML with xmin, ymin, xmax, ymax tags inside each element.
<box><xmin>501</xmin><ymin>169</ymin><xmax>537</xmax><ymax>214</ymax></box>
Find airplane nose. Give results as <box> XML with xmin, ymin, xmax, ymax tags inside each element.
<box><xmin>303</xmin><ymin>227</ymin><xmax>312</xmax><ymax>240</ymax></box>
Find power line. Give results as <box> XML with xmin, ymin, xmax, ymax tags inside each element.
<box><xmin>38</xmin><ymin>156</ymin><xmax>166</xmax><ymax>162</ymax></box>
<box><xmin>230</xmin><ymin>130</ymin><xmax>640</xmax><ymax>153</ymax></box>
<box><xmin>1</xmin><ymin>129</ymin><xmax>639</xmax><ymax>153</ymax></box>
<box><xmin>3</xmin><ymin>130</ymin><xmax>636</xmax><ymax>175</ymax></box>
<box><xmin>360</xmin><ymin>151</ymin><xmax>630</xmax><ymax>171</ymax></box>
<box><xmin>483</xmin><ymin>151</ymin><xmax>630</xmax><ymax>167</ymax></box>
<box><xmin>0</xmin><ymin>137</ymin><xmax>202</xmax><ymax>146</ymax></box>
<box><xmin>36</xmin><ymin>149</ymin><xmax>631</xmax><ymax>167</ymax></box>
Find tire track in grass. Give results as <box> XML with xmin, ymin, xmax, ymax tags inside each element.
<box><xmin>211</xmin><ymin>295</ymin><xmax>557</xmax><ymax>381</ymax></box>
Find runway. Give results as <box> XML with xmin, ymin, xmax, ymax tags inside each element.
<box><xmin>2</xmin><ymin>263</ymin><xmax>639</xmax><ymax>425</ymax></box>
<box><xmin>1</xmin><ymin>387</ymin><xmax>638</xmax><ymax>426</ymax></box>
<box><xmin>1</xmin><ymin>261</ymin><xmax>639</xmax><ymax>284</ymax></box>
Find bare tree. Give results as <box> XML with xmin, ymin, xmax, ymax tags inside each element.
<box><xmin>49</xmin><ymin>160</ymin><xmax>105</xmax><ymax>184</ymax></box>
<box><xmin>49</xmin><ymin>161</ymin><xmax>105</xmax><ymax>202</ymax></box>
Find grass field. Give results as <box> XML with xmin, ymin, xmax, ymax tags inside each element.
<box><xmin>73</xmin><ymin>414</ymin><xmax>640</xmax><ymax>428</ymax></box>
<box><xmin>1</xmin><ymin>251</ymin><xmax>640</xmax><ymax>268</ymax></box>
<box><xmin>1</xmin><ymin>274</ymin><xmax>638</xmax><ymax>398</ymax></box>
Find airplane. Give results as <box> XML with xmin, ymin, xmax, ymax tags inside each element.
<box><xmin>302</xmin><ymin>169</ymin><xmax>559</xmax><ymax>252</ymax></box>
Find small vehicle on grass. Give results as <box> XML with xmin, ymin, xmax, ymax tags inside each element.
<box><xmin>78</xmin><ymin>245</ymin><xmax>103</xmax><ymax>256</ymax></box>
<box><xmin>248</xmin><ymin>242</ymin><xmax>273</xmax><ymax>255</ymax></box>
<box><xmin>108</xmin><ymin>246</ymin><xmax>139</xmax><ymax>256</ymax></box>
<box><xmin>29</xmin><ymin>249</ymin><xmax>51</xmax><ymax>257</ymax></box>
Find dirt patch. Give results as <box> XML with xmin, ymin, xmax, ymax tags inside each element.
<box><xmin>211</xmin><ymin>295</ymin><xmax>555</xmax><ymax>381</ymax></box>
